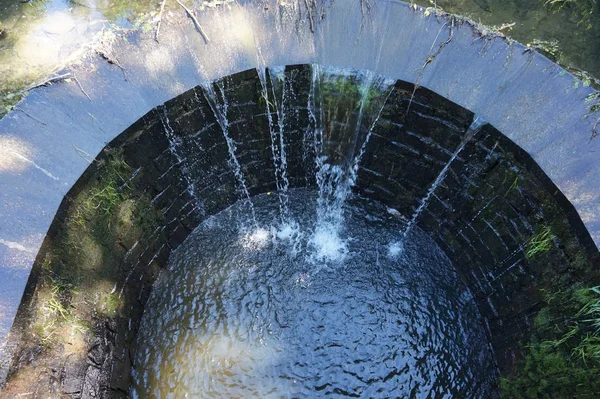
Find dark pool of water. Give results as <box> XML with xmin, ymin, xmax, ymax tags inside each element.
<box><xmin>130</xmin><ymin>189</ymin><xmax>497</xmax><ymax>398</ymax></box>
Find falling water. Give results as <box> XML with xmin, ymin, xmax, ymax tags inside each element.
<box><xmin>393</xmin><ymin>117</ymin><xmax>486</xmax><ymax>250</ymax></box>
<box><xmin>158</xmin><ymin>106</ymin><xmax>203</xmax><ymax>215</ymax></box>
<box><xmin>308</xmin><ymin>66</ymin><xmax>394</xmax><ymax>261</ymax></box>
<box><xmin>257</xmin><ymin>67</ymin><xmax>291</xmax><ymax>221</ymax></box>
<box><xmin>348</xmin><ymin>76</ymin><xmax>394</xmax><ymax>188</ymax></box>
<box><xmin>270</xmin><ymin>66</ymin><xmax>291</xmax><ymax>212</ymax></box>
<box><xmin>201</xmin><ymin>81</ymin><xmax>258</xmax><ymax>227</ymax></box>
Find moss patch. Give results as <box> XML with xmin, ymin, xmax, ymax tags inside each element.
<box><xmin>5</xmin><ymin>147</ymin><xmax>165</xmax><ymax>393</ymax></box>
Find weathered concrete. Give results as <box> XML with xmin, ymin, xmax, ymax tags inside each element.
<box><xmin>1</xmin><ymin>0</ymin><xmax>599</xmax><ymax>389</ymax></box>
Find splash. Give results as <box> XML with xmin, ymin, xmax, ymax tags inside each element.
<box><xmin>308</xmin><ymin>65</ymin><xmax>394</xmax><ymax>262</ymax></box>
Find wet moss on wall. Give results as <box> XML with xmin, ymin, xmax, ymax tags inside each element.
<box><xmin>2</xmin><ymin>146</ymin><xmax>169</xmax><ymax>398</ymax></box>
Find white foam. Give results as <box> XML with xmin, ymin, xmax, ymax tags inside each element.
<box><xmin>271</xmin><ymin>221</ymin><xmax>304</xmax><ymax>255</ymax></box>
<box><xmin>386</xmin><ymin>207</ymin><xmax>404</xmax><ymax>219</ymax></box>
<box><xmin>241</xmin><ymin>227</ymin><xmax>270</xmax><ymax>250</ymax></box>
<box><xmin>388</xmin><ymin>241</ymin><xmax>404</xmax><ymax>258</ymax></box>
<box><xmin>310</xmin><ymin>225</ymin><xmax>348</xmax><ymax>263</ymax></box>
<box><xmin>273</xmin><ymin>222</ymin><xmax>299</xmax><ymax>241</ymax></box>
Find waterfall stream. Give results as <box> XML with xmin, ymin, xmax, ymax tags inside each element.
<box><xmin>202</xmin><ymin>81</ymin><xmax>259</xmax><ymax>228</ymax></box>
<box><xmin>158</xmin><ymin>105</ymin><xmax>204</xmax><ymax>216</ymax></box>
<box><xmin>307</xmin><ymin>65</ymin><xmax>394</xmax><ymax>261</ymax></box>
<box><xmin>257</xmin><ymin>67</ymin><xmax>291</xmax><ymax>222</ymax></box>
<box><xmin>392</xmin><ymin>116</ymin><xmax>486</xmax><ymax>253</ymax></box>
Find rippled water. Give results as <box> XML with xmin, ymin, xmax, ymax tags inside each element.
<box><xmin>131</xmin><ymin>189</ymin><xmax>497</xmax><ymax>398</ymax></box>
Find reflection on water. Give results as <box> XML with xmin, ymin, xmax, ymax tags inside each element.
<box><xmin>131</xmin><ymin>189</ymin><xmax>498</xmax><ymax>398</ymax></box>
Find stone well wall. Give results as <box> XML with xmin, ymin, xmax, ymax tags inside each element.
<box><xmin>3</xmin><ymin>2</ymin><xmax>600</xmax><ymax>390</ymax></box>
<box><xmin>2</xmin><ymin>65</ymin><xmax>598</xmax><ymax>397</ymax></box>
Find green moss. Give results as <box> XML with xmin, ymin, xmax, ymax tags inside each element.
<box><xmin>542</xmin><ymin>0</ymin><xmax>597</xmax><ymax>30</ymax></box>
<box><xmin>27</xmin><ymin>148</ymin><xmax>164</xmax><ymax>350</ymax></box>
<box><xmin>534</xmin><ymin>307</ymin><xmax>552</xmax><ymax>330</ymax></box>
<box><xmin>94</xmin><ymin>291</ymin><xmax>123</xmax><ymax>318</ymax></box>
<box><xmin>31</xmin><ymin>274</ymin><xmax>89</xmax><ymax>349</ymax></box>
<box><xmin>504</xmin><ymin>174</ymin><xmax>521</xmax><ymax>197</ymax></box>
<box><xmin>0</xmin><ymin>89</ymin><xmax>26</xmax><ymax>118</ymax></box>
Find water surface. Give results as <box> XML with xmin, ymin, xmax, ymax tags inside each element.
<box><xmin>131</xmin><ymin>189</ymin><xmax>497</xmax><ymax>398</ymax></box>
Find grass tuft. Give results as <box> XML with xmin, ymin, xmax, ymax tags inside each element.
<box><xmin>526</xmin><ymin>226</ymin><xmax>554</xmax><ymax>259</ymax></box>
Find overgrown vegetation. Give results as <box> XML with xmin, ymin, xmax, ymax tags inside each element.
<box><xmin>526</xmin><ymin>39</ymin><xmax>561</xmax><ymax>60</ymax></box>
<box><xmin>27</xmin><ymin>150</ymin><xmax>160</xmax><ymax>350</ymax></box>
<box><xmin>542</xmin><ymin>0</ymin><xmax>598</xmax><ymax>30</ymax></box>
<box><xmin>501</xmin><ymin>285</ymin><xmax>600</xmax><ymax>398</ymax></box>
<box><xmin>1</xmin><ymin>90</ymin><xmax>25</xmax><ymax>117</ymax></box>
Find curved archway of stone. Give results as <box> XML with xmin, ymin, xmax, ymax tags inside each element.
<box><xmin>1</xmin><ymin>1</ymin><xmax>599</xmax><ymax>398</ymax></box>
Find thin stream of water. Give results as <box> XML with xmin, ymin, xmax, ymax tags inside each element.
<box><xmin>258</xmin><ymin>67</ymin><xmax>291</xmax><ymax>222</ymax></box>
<box><xmin>202</xmin><ymin>81</ymin><xmax>259</xmax><ymax>228</ymax></box>
<box><xmin>398</xmin><ymin>117</ymin><xmax>486</xmax><ymax>246</ymax></box>
<box><xmin>158</xmin><ymin>105</ymin><xmax>203</xmax><ymax>215</ymax></box>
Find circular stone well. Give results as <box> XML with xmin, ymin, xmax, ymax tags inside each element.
<box><xmin>0</xmin><ymin>1</ymin><xmax>599</xmax><ymax>398</ymax></box>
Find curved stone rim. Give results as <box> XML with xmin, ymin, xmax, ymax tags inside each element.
<box><xmin>1</xmin><ymin>0</ymin><xmax>598</xmax><ymax>383</ymax></box>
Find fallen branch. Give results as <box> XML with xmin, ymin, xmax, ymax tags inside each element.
<box><xmin>155</xmin><ymin>0</ymin><xmax>168</xmax><ymax>43</ymax></box>
<box><xmin>175</xmin><ymin>0</ymin><xmax>209</xmax><ymax>43</ymax></box>
<box><xmin>304</xmin><ymin>0</ymin><xmax>314</xmax><ymax>33</ymax></box>
<box><xmin>407</xmin><ymin>19</ymin><xmax>455</xmax><ymax>115</ymax></box>
<box><xmin>495</xmin><ymin>22</ymin><xmax>515</xmax><ymax>33</ymax></box>
<box><xmin>14</xmin><ymin>107</ymin><xmax>47</xmax><ymax>126</ymax></box>
<box><xmin>73</xmin><ymin>76</ymin><xmax>91</xmax><ymax>101</ymax></box>
<box><xmin>20</xmin><ymin>73</ymin><xmax>72</xmax><ymax>94</ymax></box>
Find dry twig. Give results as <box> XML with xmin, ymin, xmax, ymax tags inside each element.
<box><xmin>176</xmin><ymin>0</ymin><xmax>210</xmax><ymax>43</ymax></box>
<box><xmin>155</xmin><ymin>0</ymin><xmax>168</xmax><ymax>43</ymax></box>
<box><xmin>304</xmin><ymin>0</ymin><xmax>314</xmax><ymax>33</ymax></box>
<box><xmin>407</xmin><ymin>19</ymin><xmax>455</xmax><ymax>115</ymax></box>
<box><xmin>73</xmin><ymin>76</ymin><xmax>91</xmax><ymax>101</ymax></box>
<box><xmin>20</xmin><ymin>73</ymin><xmax>72</xmax><ymax>94</ymax></box>
<box><xmin>14</xmin><ymin>107</ymin><xmax>47</xmax><ymax>125</ymax></box>
<box><xmin>94</xmin><ymin>48</ymin><xmax>127</xmax><ymax>80</ymax></box>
